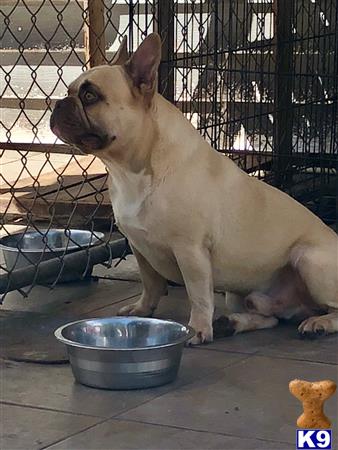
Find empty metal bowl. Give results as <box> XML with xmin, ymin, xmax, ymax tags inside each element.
<box><xmin>0</xmin><ymin>229</ymin><xmax>104</xmax><ymax>282</ymax></box>
<box><xmin>55</xmin><ymin>317</ymin><xmax>195</xmax><ymax>390</ymax></box>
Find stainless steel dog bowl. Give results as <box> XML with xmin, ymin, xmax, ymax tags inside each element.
<box><xmin>55</xmin><ymin>317</ymin><xmax>195</xmax><ymax>390</ymax></box>
<box><xmin>0</xmin><ymin>229</ymin><xmax>104</xmax><ymax>282</ymax></box>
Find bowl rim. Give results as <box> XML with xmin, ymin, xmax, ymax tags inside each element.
<box><xmin>0</xmin><ymin>229</ymin><xmax>105</xmax><ymax>253</ymax></box>
<box><xmin>54</xmin><ymin>316</ymin><xmax>195</xmax><ymax>351</ymax></box>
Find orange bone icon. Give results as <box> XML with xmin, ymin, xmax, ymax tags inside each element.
<box><xmin>289</xmin><ymin>379</ymin><xmax>336</xmax><ymax>429</ymax></box>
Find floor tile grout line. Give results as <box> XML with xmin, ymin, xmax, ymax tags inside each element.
<box><xmin>111</xmin><ymin>416</ymin><xmax>293</xmax><ymax>446</ymax></box>
<box><xmin>39</xmin><ymin>417</ymin><xmax>109</xmax><ymax>450</ymax></box>
<box><xmin>83</xmin><ymin>292</ymin><xmax>141</xmax><ymax>315</ymax></box>
<box><xmin>0</xmin><ymin>400</ymin><xmax>103</xmax><ymax>419</ymax></box>
<box><xmin>110</xmin><ymin>354</ymin><xmax>255</xmax><ymax>421</ymax></box>
<box><xmin>191</xmin><ymin>346</ymin><xmax>255</xmax><ymax>356</ymax></box>
<box><xmin>39</xmin><ymin>291</ymin><xmax>141</xmax><ymax>317</ymax></box>
<box><xmin>199</xmin><ymin>346</ymin><xmax>337</xmax><ymax>366</ymax></box>
<box><xmin>187</xmin><ymin>346</ymin><xmax>262</xmax><ymax>359</ymax></box>
<box><xmin>0</xmin><ymin>294</ymin><xmax>140</xmax><ymax>318</ymax></box>
<box><xmin>254</xmin><ymin>353</ymin><xmax>338</xmax><ymax>366</ymax></box>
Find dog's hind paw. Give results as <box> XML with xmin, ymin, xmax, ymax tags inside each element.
<box><xmin>298</xmin><ymin>315</ymin><xmax>331</xmax><ymax>338</ymax></box>
<box><xmin>212</xmin><ymin>315</ymin><xmax>236</xmax><ymax>339</ymax></box>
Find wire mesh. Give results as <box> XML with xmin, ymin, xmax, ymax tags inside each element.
<box><xmin>0</xmin><ymin>0</ymin><xmax>337</xmax><ymax>301</ymax></box>
<box><xmin>0</xmin><ymin>0</ymin><xmax>157</xmax><ymax>300</ymax></box>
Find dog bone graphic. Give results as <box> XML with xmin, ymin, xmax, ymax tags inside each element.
<box><xmin>289</xmin><ymin>379</ymin><xmax>336</xmax><ymax>429</ymax></box>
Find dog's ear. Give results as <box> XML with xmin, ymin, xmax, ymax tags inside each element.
<box><xmin>110</xmin><ymin>36</ymin><xmax>129</xmax><ymax>65</ymax></box>
<box><xmin>124</xmin><ymin>33</ymin><xmax>161</xmax><ymax>100</ymax></box>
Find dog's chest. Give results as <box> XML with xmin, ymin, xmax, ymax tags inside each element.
<box><xmin>106</xmin><ymin>169</ymin><xmax>180</xmax><ymax>280</ymax></box>
<box><xmin>107</xmin><ymin>168</ymin><xmax>153</xmax><ymax>234</ymax></box>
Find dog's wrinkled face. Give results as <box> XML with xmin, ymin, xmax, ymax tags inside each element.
<box><xmin>50</xmin><ymin>34</ymin><xmax>161</xmax><ymax>154</ymax></box>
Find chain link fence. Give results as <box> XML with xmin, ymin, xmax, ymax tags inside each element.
<box><xmin>1</xmin><ymin>0</ymin><xmax>337</xmax><ymax>301</ymax></box>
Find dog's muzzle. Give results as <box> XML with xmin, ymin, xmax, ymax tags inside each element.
<box><xmin>50</xmin><ymin>97</ymin><xmax>110</xmax><ymax>151</ymax></box>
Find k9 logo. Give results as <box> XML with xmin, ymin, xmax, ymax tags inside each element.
<box><xmin>297</xmin><ymin>430</ymin><xmax>332</xmax><ymax>449</ymax></box>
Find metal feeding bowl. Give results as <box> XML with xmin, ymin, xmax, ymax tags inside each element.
<box><xmin>55</xmin><ymin>317</ymin><xmax>195</xmax><ymax>390</ymax></box>
<box><xmin>0</xmin><ymin>229</ymin><xmax>104</xmax><ymax>282</ymax></box>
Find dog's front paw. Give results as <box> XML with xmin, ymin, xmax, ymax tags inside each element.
<box><xmin>186</xmin><ymin>323</ymin><xmax>213</xmax><ymax>346</ymax></box>
<box><xmin>118</xmin><ymin>302</ymin><xmax>154</xmax><ymax>317</ymax></box>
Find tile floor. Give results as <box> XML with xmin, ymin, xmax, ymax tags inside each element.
<box><xmin>1</xmin><ymin>256</ymin><xmax>337</xmax><ymax>450</ymax></box>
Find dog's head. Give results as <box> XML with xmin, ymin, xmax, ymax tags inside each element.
<box><xmin>50</xmin><ymin>33</ymin><xmax>161</xmax><ymax>155</ymax></box>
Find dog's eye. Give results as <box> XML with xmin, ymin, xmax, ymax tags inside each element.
<box><xmin>83</xmin><ymin>90</ymin><xmax>97</xmax><ymax>104</ymax></box>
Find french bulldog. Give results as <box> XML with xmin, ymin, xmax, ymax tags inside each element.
<box><xmin>50</xmin><ymin>33</ymin><xmax>338</xmax><ymax>344</ymax></box>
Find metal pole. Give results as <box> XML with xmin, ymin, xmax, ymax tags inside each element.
<box><xmin>0</xmin><ymin>239</ymin><xmax>131</xmax><ymax>295</ymax></box>
<box><xmin>273</xmin><ymin>0</ymin><xmax>294</xmax><ymax>188</ymax></box>
<box><xmin>157</xmin><ymin>0</ymin><xmax>175</xmax><ymax>103</ymax></box>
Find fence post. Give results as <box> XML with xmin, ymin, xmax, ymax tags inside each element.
<box><xmin>157</xmin><ymin>0</ymin><xmax>175</xmax><ymax>103</ymax></box>
<box><xmin>84</xmin><ymin>0</ymin><xmax>106</xmax><ymax>68</ymax></box>
<box><xmin>273</xmin><ymin>0</ymin><xmax>294</xmax><ymax>188</ymax></box>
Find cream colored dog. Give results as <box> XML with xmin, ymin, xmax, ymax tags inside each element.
<box><xmin>50</xmin><ymin>34</ymin><xmax>338</xmax><ymax>344</ymax></box>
